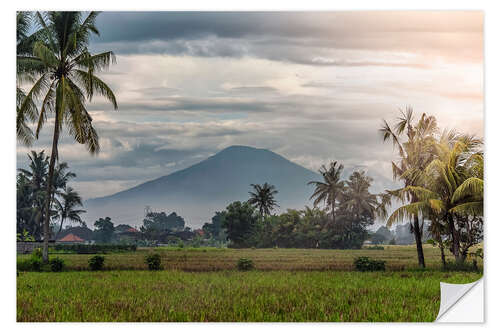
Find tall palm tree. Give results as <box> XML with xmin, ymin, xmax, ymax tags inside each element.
<box><xmin>17</xmin><ymin>11</ymin><xmax>118</xmax><ymax>262</ymax></box>
<box><xmin>380</xmin><ymin>107</ymin><xmax>438</xmax><ymax>267</ymax></box>
<box><xmin>55</xmin><ymin>186</ymin><xmax>86</xmax><ymax>238</ymax></box>
<box><xmin>308</xmin><ymin>161</ymin><xmax>345</xmax><ymax>226</ymax></box>
<box><xmin>387</xmin><ymin>135</ymin><xmax>483</xmax><ymax>263</ymax></box>
<box><xmin>248</xmin><ymin>183</ymin><xmax>279</xmax><ymax>217</ymax></box>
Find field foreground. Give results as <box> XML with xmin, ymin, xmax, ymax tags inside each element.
<box><xmin>17</xmin><ymin>270</ymin><xmax>481</xmax><ymax>322</ymax></box>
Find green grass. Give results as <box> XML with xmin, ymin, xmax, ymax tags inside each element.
<box><xmin>17</xmin><ymin>246</ymin><xmax>483</xmax><ymax>322</ymax></box>
<box><xmin>17</xmin><ymin>270</ymin><xmax>481</xmax><ymax>322</ymax></box>
<box><xmin>18</xmin><ymin>244</ymin><xmax>483</xmax><ymax>272</ymax></box>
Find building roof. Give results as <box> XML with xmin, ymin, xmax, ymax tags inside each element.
<box><xmin>124</xmin><ymin>227</ymin><xmax>139</xmax><ymax>233</ymax></box>
<box><xmin>58</xmin><ymin>233</ymin><xmax>84</xmax><ymax>242</ymax></box>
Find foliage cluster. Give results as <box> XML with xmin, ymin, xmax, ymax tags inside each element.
<box><xmin>353</xmin><ymin>256</ymin><xmax>386</xmax><ymax>272</ymax></box>
<box><xmin>145</xmin><ymin>253</ymin><xmax>162</xmax><ymax>270</ymax></box>
<box><xmin>88</xmin><ymin>255</ymin><xmax>105</xmax><ymax>271</ymax></box>
<box><xmin>236</xmin><ymin>258</ymin><xmax>254</xmax><ymax>271</ymax></box>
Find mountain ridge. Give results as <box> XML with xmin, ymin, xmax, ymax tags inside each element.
<box><xmin>84</xmin><ymin>145</ymin><xmax>321</xmax><ymax>227</ymax></box>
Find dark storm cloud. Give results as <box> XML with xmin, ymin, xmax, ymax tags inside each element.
<box><xmin>91</xmin><ymin>11</ymin><xmax>483</xmax><ymax>64</ymax></box>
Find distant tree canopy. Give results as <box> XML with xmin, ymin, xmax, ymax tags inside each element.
<box><xmin>221</xmin><ymin>201</ymin><xmax>260</xmax><ymax>248</ymax></box>
<box><xmin>202</xmin><ymin>211</ymin><xmax>225</xmax><ymax>241</ymax></box>
<box><xmin>220</xmin><ymin>168</ymin><xmax>381</xmax><ymax>250</ymax></box>
<box><xmin>140</xmin><ymin>211</ymin><xmax>186</xmax><ymax>233</ymax></box>
<box><xmin>93</xmin><ymin>217</ymin><xmax>115</xmax><ymax>243</ymax></box>
<box><xmin>370</xmin><ymin>226</ymin><xmax>393</xmax><ymax>244</ymax></box>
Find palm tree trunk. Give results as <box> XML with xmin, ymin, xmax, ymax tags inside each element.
<box><xmin>413</xmin><ymin>215</ymin><xmax>426</xmax><ymax>268</ymax></box>
<box><xmin>331</xmin><ymin>201</ymin><xmax>336</xmax><ymax>226</ymax></box>
<box><xmin>439</xmin><ymin>241</ymin><xmax>446</xmax><ymax>268</ymax></box>
<box><xmin>447</xmin><ymin>215</ymin><xmax>461</xmax><ymax>263</ymax></box>
<box><xmin>42</xmin><ymin>111</ymin><xmax>60</xmax><ymax>263</ymax></box>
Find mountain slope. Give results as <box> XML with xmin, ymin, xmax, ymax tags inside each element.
<box><xmin>84</xmin><ymin>145</ymin><xmax>321</xmax><ymax>227</ymax></box>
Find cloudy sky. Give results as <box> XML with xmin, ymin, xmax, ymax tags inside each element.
<box><xmin>17</xmin><ymin>11</ymin><xmax>484</xmax><ymax>201</ymax></box>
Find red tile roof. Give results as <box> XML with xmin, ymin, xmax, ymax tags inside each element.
<box><xmin>58</xmin><ymin>233</ymin><xmax>84</xmax><ymax>242</ymax></box>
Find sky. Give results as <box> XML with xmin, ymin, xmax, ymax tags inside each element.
<box><xmin>17</xmin><ymin>11</ymin><xmax>484</xmax><ymax>205</ymax></box>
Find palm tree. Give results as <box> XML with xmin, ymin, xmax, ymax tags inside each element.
<box><xmin>248</xmin><ymin>183</ymin><xmax>279</xmax><ymax>217</ymax></box>
<box><xmin>340</xmin><ymin>171</ymin><xmax>379</xmax><ymax>221</ymax></box>
<box><xmin>308</xmin><ymin>161</ymin><xmax>345</xmax><ymax>226</ymax></box>
<box><xmin>387</xmin><ymin>134</ymin><xmax>483</xmax><ymax>263</ymax></box>
<box><xmin>17</xmin><ymin>151</ymin><xmax>49</xmax><ymax>239</ymax></box>
<box><xmin>55</xmin><ymin>186</ymin><xmax>86</xmax><ymax>238</ymax></box>
<box><xmin>17</xmin><ymin>12</ymin><xmax>118</xmax><ymax>262</ymax></box>
<box><xmin>380</xmin><ymin>107</ymin><xmax>438</xmax><ymax>268</ymax></box>
<box><xmin>17</xmin><ymin>11</ymin><xmax>38</xmax><ymax>146</ymax></box>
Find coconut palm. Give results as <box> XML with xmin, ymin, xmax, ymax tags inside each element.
<box><xmin>340</xmin><ymin>171</ymin><xmax>379</xmax><ymax>221</ymax></box>
<box><xmin>308</xmin><ymin>161</ymin><xmax>345</xmax><ymax>226</ymax></box>
<box><xmin>17</xmin><ymin>11</ymin><xmax>118</xmax><ymax>262</ymax></box>
<box><xmin>248</xmin><ymin>183</ymin><xmax>279</xmax><ymax>217</ymax></box>
<box><xmin>387</xmin><ymin>134</ymin><xmax>483</xmax><ymax>263</ymax></box>
<box><xmin>55</xmin><ymin>186</ymin><xmax>86</xmax><ymax>238</ymax></box>
<box><xmin>379</xmin><ymin>107</ymin><xmax>439</xmax><ymax>267</ymax></box>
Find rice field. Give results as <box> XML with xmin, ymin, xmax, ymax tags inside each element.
<box><xmin>16</xmin><ymin>245</ymin><xmax>483</xmax><ymax>322</ymax></box>
<box><xmin>18</xmin><ymin>244</ymin><xmax>483</xmax><ymax>271</ymax></box>
<box><xmin>17</xmin><ymin>270</ymin><xmax>481</xmax><ymax>322</ymax></box>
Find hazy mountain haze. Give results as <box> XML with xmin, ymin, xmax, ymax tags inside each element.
<box><xmin>84</xmin><ymin>145</ymin><xmax>322</xmax><ymax>228</ymax></box>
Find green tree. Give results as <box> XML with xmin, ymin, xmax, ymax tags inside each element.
<box><xmin>340</xmin><ymin>171</ymin><xmax>379</xmax><ymax>222</ymax></box>
<box><xmin>387</xmin><ymin>134</ymin><xmax>483</xmax><ymax>263</ymax></box>
<box><xmin>308</xmin><ymin>161</ymin><xmax>345</xmax><ymax>226</ymax></box>
<box><xmin>380</xmin><ymin>107</ymin><xmax>438</xmax><ymax>268</ymax></box>
<box><xmin>94</xmin><ymin>217</ymin><xmax>115</xmax><ymax>243</ymax></box>
<box><xmin>247</xmin><ymin>183</ymin><xmax>279</xmax><ymax>218</ymax></box>
<box><xmin>55</xmin><ymin>186</ymin><xmax>86</xmax><ymax>238</ymax></box>
<box><xmin>221</xmin><ymin>201</ymin><xmax>259</xmax><ymax>248</ymax></box>
<box><xmin>17</xmin><ymin>12</ymin><xmax>118</xmax><ymax>262</ymax></box>
<box><xmin>202</xmin><ymin>211</ymin><xmax>225</xmax><ymax>240</ymax></box>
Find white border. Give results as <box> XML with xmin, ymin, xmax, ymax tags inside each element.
<box><xmin>2</xmin><ymin>1</ymin><xmax>498</xmax><ymax>332</ymax></box>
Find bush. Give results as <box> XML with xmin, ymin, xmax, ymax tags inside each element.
<box><xmin>145</xmin><ymin>253</ymin><xmax>162</xmax><ymax>270</ymax></box>
<box><xmin>17</xmin><ymin>257</ymin><xmax>44</xmax><ymax>272</ymax></box>
<box><xmin>237</xmin><ymin>258</ymin><xmax>254</xmax><ymax>271</ymax></box>
<box><xmin>17</xmin><ymin>258</ymin><xmax>38</xmax><ymax>271</ymax></box>
<box><xmin>49</xmin><ymin>257</ymin><xmax>65</xmax><ymax>272</ymax></box>
<box><xmin>354</xmin><ymin>256</ymin><xmax>386</xmax><ymax>272</ymax></box>
<box><xmin>51</xmin><ymin>244</ymin><xmax>137</xmax><ymax>254</ymax></box>
<box><xmin>32</xmin><ymin>247</ymin><xmax>43</xmax><ymax>259</ymax></box>
<box><xmin>88</xmin><ymin>255</ymin><xmax>105</xmax><ymax>271</ymax></box>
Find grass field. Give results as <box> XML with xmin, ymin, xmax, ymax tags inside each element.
<box><xmin>17</xmin><ymin>270</ymin><xmax>481</xmax><ymax>322</ymax></box>
<box><xmin>16</xmin><ymin>245</ymin><xmax>483</xmax><ymax>322</ymax></box>
<box><xmin>18</xmin><ymin>244</ymin><xmax>483</xmax><ymax>271</ymax></box>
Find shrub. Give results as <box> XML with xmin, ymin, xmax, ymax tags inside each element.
<box><xmin>32</xmin><ymin>247</ymin><xmax>43</xmax><ymax>259</ymax></box>
<box><xmin>88</xmin><ymin>255</ymin><xmax>105</xmax><ymax>271</ymax></box>
<box><xmin>145</xmin><ymin>253</ymin><xmax>162</xmax><ymax>270</ymax></box>
<box><xmin>17</xmin><ymin>257</ymin><xmax>43</xmax><ymax>272</ymax></box>
<box><xmin>237</xmin><ymin>258</ymin><xmax>254</xmax><ymax>271</ymax></box>
<box><xmin>49</xmin><ymin>257</ymin><xmax>65</xmax><ymax>272</ymax></box>
<box><xmin>354</xmin><ymin>256</ymin><xmax>386</xmax><ymax>272</ymax></box>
